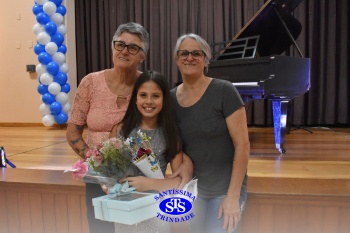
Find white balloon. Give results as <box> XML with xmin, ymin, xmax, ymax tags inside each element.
<box><xmin>59</xmin><ymin>63</ymin><xmax>69</xmax><ymax>73</ymax></box>
<box><xmin>37</xmin><ymin>32</ymin><xmax>51</xmax><ymax>45</ymax></box>
<box><xmin>62</xmin><ymin>102</ymin><xmax>71</xmax><ymax>113</ymax></box>
<box><xmin>57</xmin><ymin>24</ymin><xmax>67</xmax><ymax>35</ymax></box>
<box><xmin>55</xmin><ymin>92</ymin><xmax>69</xmax><ymax>105</ymax></box>
<box><xmin>32</xmin><ymin>23</ymin><xmax>44</xmax><ymax>35</ymax></box>
<box><xmin>43</xmin><ymin>2</ymin><xmax>57</xmax><ymax>15</ymax></box>
<box><xmin>39</xmin><ymin>73</ymin><xmax>53</xmax><ymax>85</ymax></box>
<box><xmin>36</xmin><ymin>63</ymin><xmax>47</xmax><ymax>75</ymax></box>
<box><xmin>48</xmin><ymin>82</ymin><xmax>61</xmax><ymax>95</ymax></box>
<box><xmin>42</xmin><ymin>114</ymin><xmax>55</xmax><ymax>127</ymax></box>
<box><xmin>39</xmin><ymin>103</ymin><xmax>51</xmax><ymax>115</ymax></box>
<box><xmin>50</xmin><ymin>13</ymin><xmax>64</xmax><ymax>26</ymax></box>
<box><xmin>45</xmin><ymin>42</ymin><xmax>58</xmax><ymax>55</ymax></box>
<box><xmin>35</xmin><ymin>0</ymin><xmax>48</xmax><ymax>5</ymax></box>
<box><xmin>53</xmin><ymin>52</ymin><xmax>66</xmax><ymax>65</ymax></box>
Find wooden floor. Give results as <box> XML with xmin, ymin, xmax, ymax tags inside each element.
<box><xmin>1</xmin><ymin>125</ymin><xmax>350</xmax><ymax>179</ymax></box>
<box><xmin>2</xmin><ymin>125</ymin><xmax>350</xmax><ymax>233</ymax></box>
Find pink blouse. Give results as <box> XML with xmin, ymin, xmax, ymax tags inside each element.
<box><xmin>68</xmin><ymin>70</ymin><xmax>130</xmax><ymax>146</ymax></box>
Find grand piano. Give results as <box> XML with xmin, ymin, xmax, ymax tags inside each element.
<box><xmin>207</xmin><ymin>0</ymin><xmax>310</xmax><ymax>153</ymax></box>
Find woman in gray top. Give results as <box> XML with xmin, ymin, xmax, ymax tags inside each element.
<box><xmin>171</xmin><ymin>33</ymin><xmax>250</xmax><ymax>233</ymax></box>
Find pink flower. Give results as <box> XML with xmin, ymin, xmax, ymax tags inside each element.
<box><xmin>86</xmin><ymin>148</ymin><xmax>99</xmax><ymax>158</ymax></box>
<box><xmin>114</xmin><ymin>138</ymin><xmax>124</xmax><ymax>149</ymax></box>
<box><xmin>93</xmin><ymin>154</ymin><xmax>103</xmax><ymax>166</ymax></box>
<box><xmin>72</xmin><ymin>160</ymin><xmax>88</xmax><ymax>180</ymax></box>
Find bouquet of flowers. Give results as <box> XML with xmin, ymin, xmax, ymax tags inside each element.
<box><xmin>65</xmin><ymin>137</ymin><xmax>138</xmax><ymax>187</ymax></box>
<box><xmin>66</xmin><ymin>129</ymin><xmax>163</xmax><ymax>185</ymax></box>
<box><xmin>87</xmin><ymin>138</ymin><xmax>133</xmax><ymax>177</ymax></box>
<box><xmin>123</xmin><ymin>129</ymin><xmax>164</xmax><ymax>179</ymax></box>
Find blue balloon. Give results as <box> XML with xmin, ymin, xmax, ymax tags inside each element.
<box><xmin>54</xmin><ymin>112</ymin><xmax>68</xmax><ymax>125</ymax></box>
<box><xmin>44</xmin><ymin>22</ymin><xmax>57</xmax><ymax>35</ymax></box>
<box><xmin>37</xmin><ymin>84</ymin><xmax>49</xmax><ymax>95</ymax></box>
<box><xmin>34</xmin><ymin>44</ymin><xmax>45</xmax><ymax>55</ymax></box>
<box><xmin>42</xmin><ymin>93</ymin><xmax>56</xmax><ymax>104</ymax></box>
<box><xmin>57</xmin><ymin>44</ymin><xmax>67</xmax><ymax>54</ymax></box>
<box><xmin>46</xmin><ymin>62</ymin><xmax>59</xmax><ymax>76</ymax></box>
<box><xmin>38</xmin><ymin>52</ymin><xmax>52</xmax><ymax>65</ymax></box>
<box><xmin>51</xmin><ymin>33</ymin><xmax>64</xmax><ymax>46</ymax></box>
<box><xmin>54</xmin><ymin>72</ymin><xmax>68</xmax><ymax>85</ymax></box>
<box><xmin>36</xmin><ymin>12</ymin><xmax>50</xmax><ymax>25</ymax></box>
<box><xmin>61</xmin><ymin>83</ymin><xmax>70</xmax><ymax>93</ymax></box>
<box><xmin>56</xmin><ymin>5</ymin><xmax>66</xmax><ymax>16</ymax></box>
<box><xmin>50</xmin><ymin>102</ymin><xmax>62</xmax><ymax>114</ymax></box>
<box><xmin>51</xmin><ymin>0</ymin><xmax>63</xmax><ymax>7</ymax></box>
<box><xmin>32</xmin><ymin>4</ymin><xmax>43</xmax><ymax>15</ymax></box>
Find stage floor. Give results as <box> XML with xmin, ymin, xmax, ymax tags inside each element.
<box><xmin>1</xmin><ymin>125</ymin><xmax>350</xmax><ymax>180</ymax></box>
<box><xmin>2</xmin><ymin>125</ymin><xmax>350</xmax><ymax>233</ymax></box>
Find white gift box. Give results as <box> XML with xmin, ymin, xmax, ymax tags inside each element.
<box><xmin>92</xmin><ymin>192</ymin><xmax>159</xmax><ymax>225</ymax></box>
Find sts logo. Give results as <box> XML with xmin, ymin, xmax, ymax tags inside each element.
<box><xmin>159</xmin><ymin>197</ymin><xmax>192</xmax><ymax>215</ymax></box>
<box><xmin>154</xmin><ymin>180</ymin><xmax>198</xmax><ymax>223</ymax></box>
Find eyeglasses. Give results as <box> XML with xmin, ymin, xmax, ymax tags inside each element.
<box><xmin>177</xmin><ymin>50</ymin><xmax>205</xmax><ymax>59</ymax></box>
<box><xmin>113</xmin><ymin>41</ymin><xmax>143</xmax><ymax>55</ymax></box>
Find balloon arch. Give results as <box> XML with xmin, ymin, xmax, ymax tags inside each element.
<box><xmin>32</xmin><ymin>0</ymin><xmax>71</xmax><ymax>126</ymax></box>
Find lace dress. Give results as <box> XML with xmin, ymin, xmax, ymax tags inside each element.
<box><xmin>114</xmin><ymin>127</ymin><xmax>170</xmax><ymax>233</ymax></box>
<box><xmin>69</xmin><ymin>70</ymin><xmax>133</xmax><ymax>184</ymax></box>
<box><xmin>68</xmin><ymin>70</ymin><xmax>130</xmax><ymax>146</ymax></box>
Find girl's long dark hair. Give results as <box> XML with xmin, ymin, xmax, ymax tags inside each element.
<box><xmin>121</xmin><ymin>70</ymin><xmax>182</xmax><ymax>163</ymax></box>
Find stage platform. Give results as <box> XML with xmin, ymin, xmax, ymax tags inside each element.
<box><xmin>1</xmin><ymin>125</ymin><xmax>350</xmax><ymax>233</ymax></box>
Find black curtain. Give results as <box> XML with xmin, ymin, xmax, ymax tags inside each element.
<box><xmin>75</xmin><ymin>0</ymin><xmax>350</xmax><ymax>126</ymax></box>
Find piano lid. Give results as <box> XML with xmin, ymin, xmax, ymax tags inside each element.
<box><xmin>224</xmin><ymin>0</ymin><xmax>304</xmax><ymax>58</ymax></box>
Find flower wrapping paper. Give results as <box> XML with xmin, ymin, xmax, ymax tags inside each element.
<box><xmin>124</xmin><ymin>129</ymin><xmax>165</xmax><ymax>179</ymax></box>
<box><xmin>133</xmin><ymin>155</ymin><xmax>164</xmax><ymax>179</ymax></box>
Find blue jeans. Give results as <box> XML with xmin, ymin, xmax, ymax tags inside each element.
<box><xmin>189</xmin><ymin>195</ymin><xmax>246</xmax><ymax>233</ymax></box>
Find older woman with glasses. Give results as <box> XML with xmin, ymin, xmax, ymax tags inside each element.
<box><xmin>66</xmin><ymin>22</ymin><xmax>193</xmax><ymax>233</ymax></box>
<box><xmin>66</xmin><ymin>22</ymin><xmax>149</xmax><ymax>233</ymax></box>
<box><xmin>171</xmin><ymin>33</ymin><xmax>250</xmax><ymax>233</ymax></box>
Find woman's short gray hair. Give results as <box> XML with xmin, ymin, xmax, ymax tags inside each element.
<box><xmin>173</xmin><ymin>33</ymin><xmax>211</xmax><ymax>69</ymax></box>
<box><xmin>112</xmin><ymin>22</ymin><xmax>149</xmax><ymax>53</ymax></box>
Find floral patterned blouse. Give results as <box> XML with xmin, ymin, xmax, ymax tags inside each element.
<box><xmin>68</xmin><ymin>70</ymin><xmax>130</xmax><ymax>146</ymax></box>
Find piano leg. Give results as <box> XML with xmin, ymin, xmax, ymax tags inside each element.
<box><xmin>271</xmin><ymin>100</ymin><xmax>289</xmax><ymax>154</ymax></box>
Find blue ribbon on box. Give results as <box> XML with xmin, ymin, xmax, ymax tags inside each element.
<box><xmin>108</xmin><ymin>181</ymin><xmax>135</xmax><ymax>194</ymax></box>
<box><xmin>100</xmin><ymin>181</ymin><xmax>136</xmax><ymax>221</ymax></box>
<box><xmin>101</xmin><ymin>196</ymin><xmax>111</xmax><ymax>221</ymax></box>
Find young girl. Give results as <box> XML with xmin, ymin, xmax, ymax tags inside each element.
<box><xmin>109</xmin><ymin>70</ymin><xmax>188</xmax><ymax>233</ymax></box>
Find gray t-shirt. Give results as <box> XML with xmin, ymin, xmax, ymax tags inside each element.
<box><xmin>171</xmin><ymin>78</ymin><xmax>248</xmax><ymax>198</ymax></box>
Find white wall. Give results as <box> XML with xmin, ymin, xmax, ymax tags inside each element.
<box><xmin>0</xmin><ymin>0</ymin><xmax>76</xmax><ymax>124</ymax></box>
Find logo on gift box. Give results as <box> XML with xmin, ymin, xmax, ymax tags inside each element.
<box><xmin>159</xmin><ymin>197</ymin><xmax>192</xmax><ymax>215</ymax></box>
<box><xmin>154</xmin><ymin>179</ymin><xmax>198</xmax><ymax>223</ymax></box>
